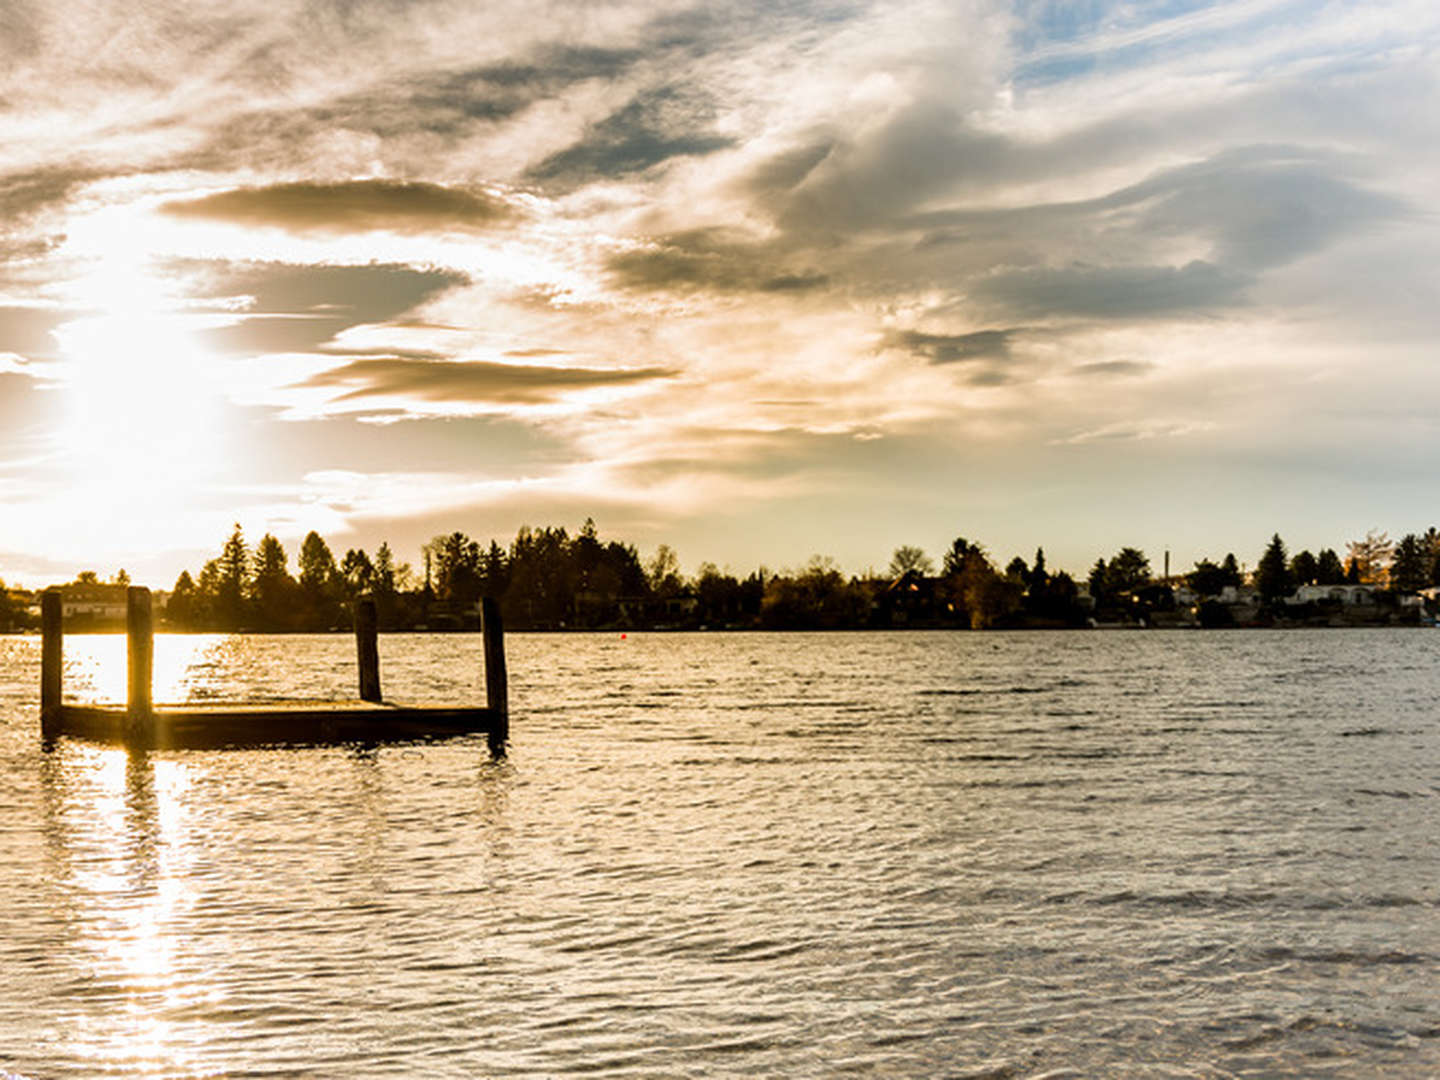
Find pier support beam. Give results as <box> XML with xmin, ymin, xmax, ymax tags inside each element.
<box><xmin>126</xmin><ymin>586</ymin><xmax>154</xmax><ymax>745</ymax></box>
<box><xmin>41</xmin><ymin>589</ymin><xmax>62</xmax><ymax>740</ymax></box>
<box><xmin>355</xmin><ymin>597</ymin><xmax>382</xmax><ymax>703</ymax></box>
<box><xmin>482</xmin><ymin>596</ymin><xmax>508</xmax><ymax>755</ymax></box>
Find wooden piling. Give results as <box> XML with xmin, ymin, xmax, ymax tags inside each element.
<box><xmin>355</xmin><ymin>597</ymin><xmax>382</xmax><ymax>703</ymax></box>
<box><xmin>126</xmin><ymin>586</ymin><xmax>153</xmax><ymax>743</ymax></box>
<box><xmin>41</xmin><ymin>589</ymin><xmax>62</xmax><ymax>740</ymax></box>
<box><xmin>41</xmin><ymin>584</ymin><xmax>509</xmax><ymax>752</ymax></box>
<box><xmin>482</xmin><ymin>596</ymin><xmax>508</xmax><ymax>753</ymax></box>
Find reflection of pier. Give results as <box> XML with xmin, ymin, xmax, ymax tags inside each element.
<box><xmin>40</xmin><ymin>588</ymin><xmax>508</xmax><ymax>755</ymax></box>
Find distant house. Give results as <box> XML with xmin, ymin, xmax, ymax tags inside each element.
<box><xmin>874</xmin><ymin>570</ymin><xmax>939</xmax><ymax>624</ymax></box>
<box><xmin>58</xmin><ymin>583</ymin><xmax>129</xmax><ymax>623</ymax></box>
<box><xmin>1289</xmin><ymin>584</ymin><xmax>1375</xmax><ymax>606</ymax></box>
<box><xmin>1218</xmin><ymin>585</ymin><xmax>1259</xmax><ymax>606</ymax></box>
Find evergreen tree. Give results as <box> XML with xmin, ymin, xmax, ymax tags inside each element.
<box><xmin>1087</xmin><ymin>558</ymin><xmax>1110</xmax><ymax>605</ymax></box>
<box><xmin>1220</xmin><ymin>553</ymin><xmax>1242</xmax><ymax>588</ymax></box>
<box><xmin>1028</xmin><ymin>548</ymin><xmax>1050</xmax><ymax>593</ymax></box>
<box><xmin>218</xmin><ymin>523</ymin><xmax>249</xmax><ymax>629</ymax></box>
<box><xmin>1289</xmin><ymin>549</ymin><xmax>1319</xmax><ymax>587</ymax></box>
<box><xmin>1315</xmin><ymin>548</ymin><xmax>1345</xmax><ymax>585</ymax></box>
<box><xmin>298</xmin><ymin>531</ymin><xmax>340</xmax><ymax>627</ymax></box>
<box><xmin>299</xmin><ymin>531</ymin><xmax>338</xmax><ymax>594</ymax></box>
<box><xmin>480</xmin><ymin>540</ymin><xmax>508</xmax><ymax>598</ymax></box>
<box><xmin>250</xmin><ymin>534</ymin><xmax>295</xmax><ymax>630</ymax></box>
<box><xmin>340</xmin><ymin>548</ymin><xmax>375</xmax><ymax>597</ymax></box>
<box><xmin>1389</xmin><ymin>533</ymin><xmax>1429</xmax><ymax>593</ymax></box>
<box><xmin>373</xmin><ymin>542</ymin><xmax>397</xmax><ymax>596</ymax></box>
<box><xmin>431</xmin><ymin>532</ymin><xmax>481</xmax><ymax>606</ymax></box>
<box><xmin>195</xmin><ymin>559</ymin><xmax>222</xmax><ymax>628</ymax></box>
<box><xmin>1255</xmin><ymin>533</ymin><xmax>1293</xmax><ymax>603</ymax></box>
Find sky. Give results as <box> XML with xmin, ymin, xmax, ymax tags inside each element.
<box><xmin>1</xmin><ymin>0</ymin><xmax>1438</xmax><ymax>587</ymax></box>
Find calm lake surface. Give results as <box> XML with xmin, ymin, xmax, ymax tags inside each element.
<box><xmin>0</xmin><ymin>629</ymin><xmax>1437</xmax><ymax>1078</ymax></box>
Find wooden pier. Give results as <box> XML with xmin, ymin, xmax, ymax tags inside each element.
<box><xmin>40</xmin><ymin>587</ymin><xmax>508</xmax><ymax>754</ymax></box>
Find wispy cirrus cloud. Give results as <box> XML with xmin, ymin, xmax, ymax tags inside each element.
<box><xmin>161</xmin><ymin>180</ymin><xmax>516</xmax><ymax>234</ymax></box>
<box><xmin>296</xmin><ymin>355</ymin><xmax>674</xmax><ymax>409</ymax></box>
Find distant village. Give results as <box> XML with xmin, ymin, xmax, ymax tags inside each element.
<box><xmin>2</xmin><ymin>522</ymin><xmax>1438</xmax><ymax>633</ymax></box>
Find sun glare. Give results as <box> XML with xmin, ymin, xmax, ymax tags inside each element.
<box><xmin>53</xmin><ymin>250</ymin><xmax>227</xmax><ymax>528</ymax></box>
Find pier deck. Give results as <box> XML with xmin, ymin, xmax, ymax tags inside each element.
<box><xmin>40</xmin><ymin>588</ymin><xmax>508</xmax><ymax>754</ymax></box>
<box><xmin>49</xmin><ymin>700</ymin><xmax>505</xmax><ymax>751</ymax></box>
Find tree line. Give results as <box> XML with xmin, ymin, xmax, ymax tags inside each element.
<box><xmin>5</xmin><ymin>523</ymin><xmax>1439</xmax><ymax>633</ymax></box>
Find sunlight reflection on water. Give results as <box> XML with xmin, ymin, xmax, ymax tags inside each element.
<box><xmin>1</xmin><ymin>630</ymin><xmax>1438</xmax><ymax>1077</ymax></box>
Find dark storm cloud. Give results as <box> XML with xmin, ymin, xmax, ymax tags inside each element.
<box><xmin>884</xmin><ymin>328</ymin><xmax>1016</xmax><ymax>365</ymax></box>
<box><xmin>974</xmin><ymin>261</ymin><xmax>1250</xmax><ymax>320</ymax></box>
<box><xmin>528</xmin><ymin>85</ymin><xmax>735</xmax><ymax>188</ymax></box>
<box><xmin>606</xmin><ymin>228</ymin><xmax>828</xmax><ymax>294</ymax></box>
<box><xmin>297</xmin><ymin>356</ymin><xmax>675</xmax><ymax>406</ymax></box>
<box><xmin>161</xmin><ymin>180</ymin><xmax>512</xmax><ymax>234</ymax></box>
<box><xmin>178</xmin><ymin>261</ymin><xmax>467</xmax><ymax>356</ymax></box>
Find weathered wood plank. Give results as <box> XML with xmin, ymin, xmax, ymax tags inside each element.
<box><xmin>41</xmin><ymin>590</ymin><xmax>62</xmax><ymax>740</ymax></box>
<box><xmin>482</xmin><ymin>596</ymin><xmax>508</xmax><ymax>755</ymax></box>
<box><xmin>355</xmin><ymin>597</ymin><xmax>382</xmax><ymax>702</ymax></box>
<box><xmin>126</xmin><ymin>586</ymin><xmax>153</xmax><ymax>745</ymax></box>
<box><xmin>52</xmin><ymin>701</ymin><xmax>502</xmax><ymax>750</ymax></box>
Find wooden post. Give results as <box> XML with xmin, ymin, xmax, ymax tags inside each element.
<box><xmin>355</xmin><ymin>597</ymin><xmax>382</xmax><ymax>703</ymax></box>
<box><xmin>126</xmin><ymin>586</ymin><xmax>154</xmax><ymax>745</ymax></box>
<box><xmin>481</xmin><ymin>596</ymin><xmax>508</xmax><ymax>754</ymax></box>
<box><xmin>41</xmin><ymin>589</ymin><xmax>62</xmax><ymax>740</ymax></box>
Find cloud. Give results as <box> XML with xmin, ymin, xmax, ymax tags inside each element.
<box><xmin>606</xmin><ymin>228</ymin><xmax>828</xmax><ymax>293</ymax></box>
<box><xmin>161</xmin><ymin>180</ymin><xmax>514</xmax><ymax>234</ymax></box>
<box><xmin>188</xmin><ymin>260</ymin><xmax>468</xmax><ymax>316</ymax></box>
<box><xmin>296</xmin><ymin>356</ymin><xmax>675</xmax><ymax>407</ymax></box>
<box><xmin>884</xmin><ymin>328</ymin><xmax>1015</xmax><ymax>364</ymax></box>
<box><xmin>1055</xmin><ymin>419</ymin><xmax>1218</xmax><ymax>445</ymax></box>
<box><xmin>974</xmin><ymin>261</ymin><xmax>1251</xmax><ymax>320</ymax></box>
<box><xmin>1110</xmin><ymin>146</ymin><xmax>1410</xmax><ymax>271</ymax></box>
<box><xmin>0</xmin><ymin>166</ymin><xmax>97</xmax><ymax>221</ymax></box>
<box><xmin>528</xmin><ymin>84</ymin><xmax>735</xmax><ymax>188</ymax></box>
<box><xmin>1071</xmin><ymin>359</ymin><xmax>1154</xmax><ymax>378</ymax></box>
<box><xmin>179</xmin><ymin>261</ymin><xmax>468</xmax><ymax>356</ymax></box>
<box><xmin>0</xmin><ymin>306</ymin><xmax>69</xmax><ymax>363</ymax></box>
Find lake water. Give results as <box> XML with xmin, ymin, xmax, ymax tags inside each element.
<box><xmin>0</xmin><ymin>629</ymin><xmax>1437</xmax><ymax>1078</ymax></box>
